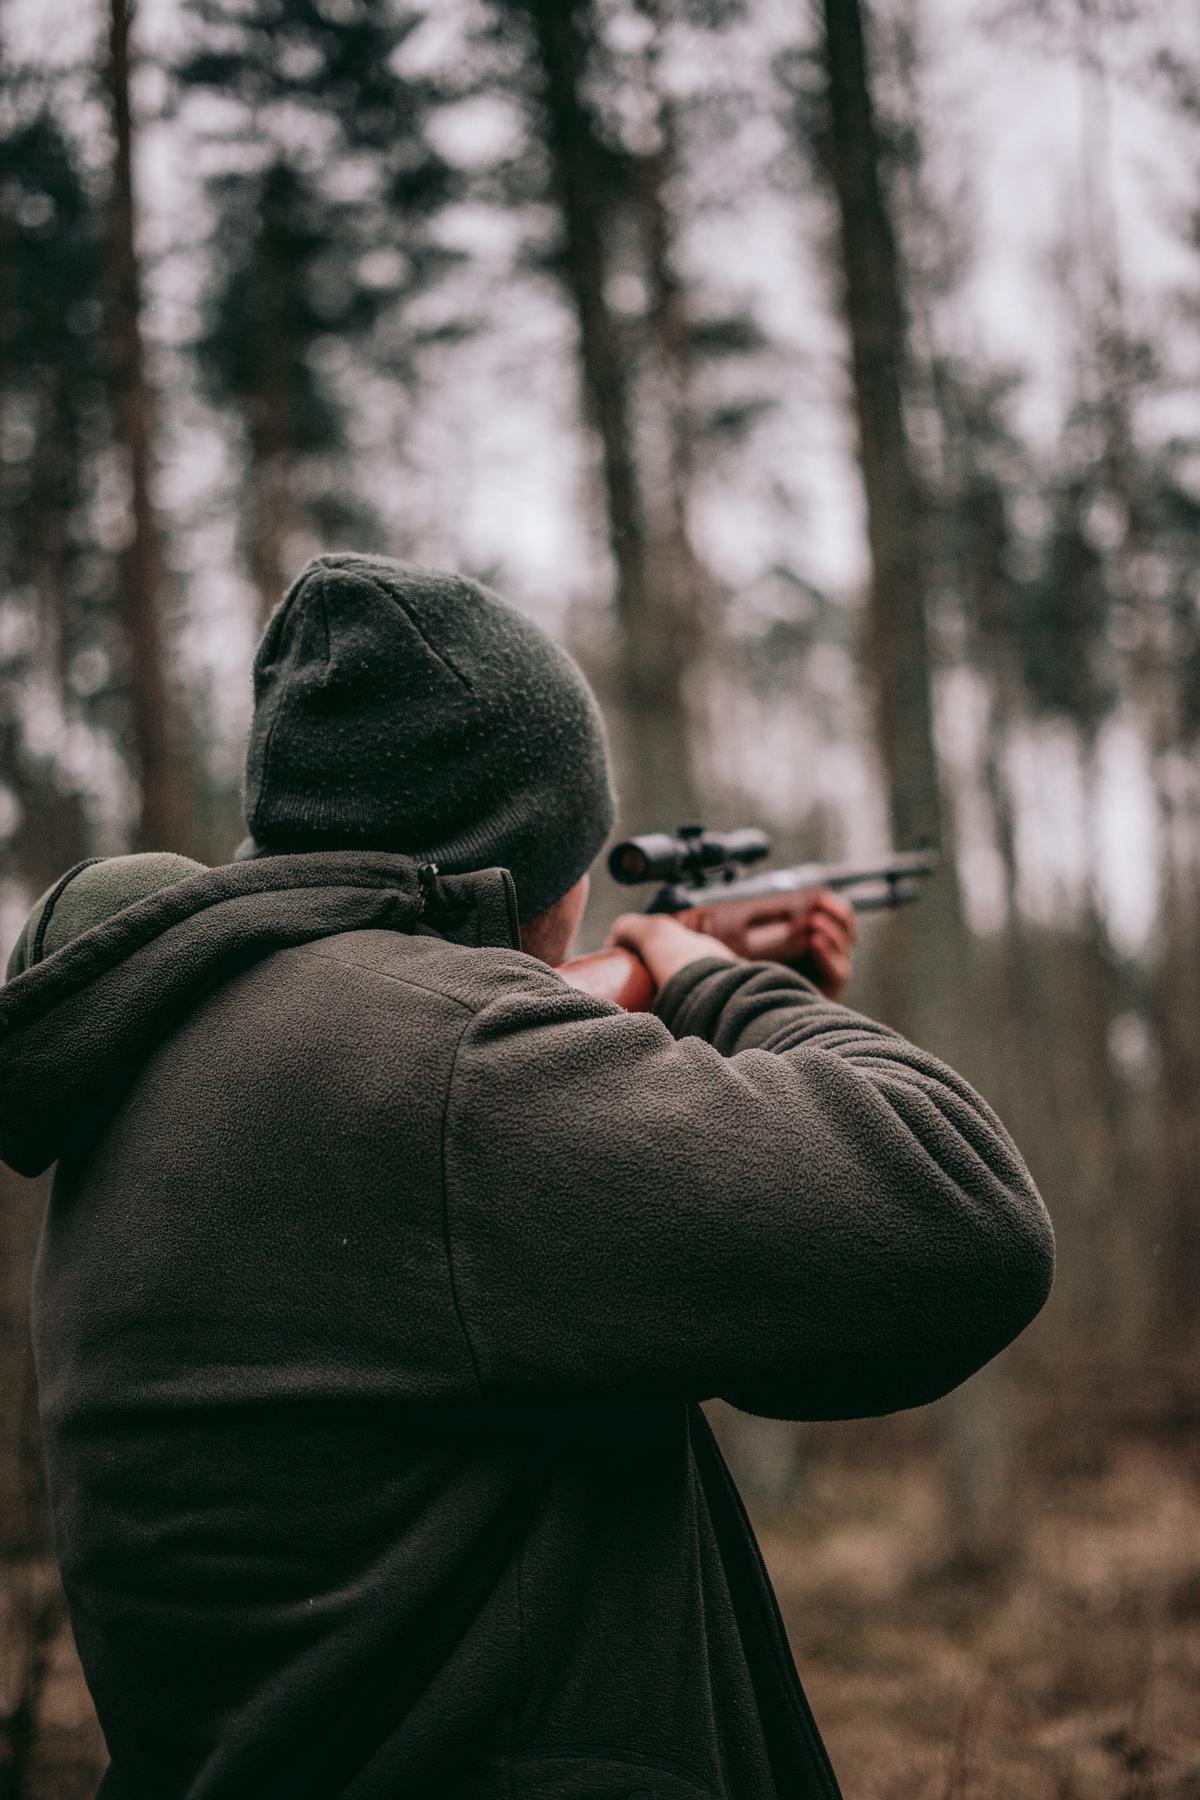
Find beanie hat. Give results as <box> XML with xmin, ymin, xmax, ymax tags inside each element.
<box><xmin>241</xmin><ymin>553</ymin><xmax>615</xmax><ymax>922</ymax></box>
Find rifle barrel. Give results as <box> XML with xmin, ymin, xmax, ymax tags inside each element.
<box><xmin>649</xmin><ymin>849</ymin><xmax>939</xmax><ymax>915</ymax></box>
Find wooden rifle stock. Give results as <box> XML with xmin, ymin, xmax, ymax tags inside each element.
<box><xmin>557</xmin><ymin>947</ymin><xmax>655</xmax><ymax>1012</ymax></box>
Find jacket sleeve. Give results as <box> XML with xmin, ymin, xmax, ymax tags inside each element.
<box><xmin>442</xmin><ymin>953</ymin><xmax>1054</xmax><ymax>1419</ymax></box>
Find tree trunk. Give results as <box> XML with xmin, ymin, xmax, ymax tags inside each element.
<box><xmin>520</xmin><ymin>0</ymin><xmax>698</xmax><ymax>834</ymax></box>
<box><xmin>244</xmin><ymin>172</ymin><xmax>299</xmax><ymax>627</ymax></box>
<box><xmin>106</xmin><ymin>0</ymin><xmax>190</xmax><ymax>852</ymax></box>
<box><xmin>817</xmin><ymin>0</ymin><xmax>1009</xmax><ymax>1569</ymax></box>
<box><xmin>1154</xmin><ymin>839</ymin><xmax>1200</xmax><ymax>1346</ymax></box>
<box><xmin>24</xmin><ymin>374</ymin><xmax>90</xmax><ymax>887</ymax></box>
<box><xmin>31</xmin><ymin>374</ymin><xmax>73</xmax><ymax>701</ymax></box>
<box><xmin>632</xmin><ymin>20</ymin><xmax>717</xmax><ymax>751</ymax></box>
<box><xmin>1069</xmin><ymin>4</ymin><xmax>1200</xmax><ymax>1346</ymax></box>
<box><xmin>820</xmin><ymin>0</ymin><xmax>939</xmax><ymax>856</ymax></box>
<box><xmin>627</xmin><ymin>18</ymin><xmax>808</xmax><ymax>1504</ymax></box>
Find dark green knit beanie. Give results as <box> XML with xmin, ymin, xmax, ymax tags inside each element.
<box><xmin>240</xmin><ymin>553</ymin><xmax>615</xmax><ymax>922</ymax></box>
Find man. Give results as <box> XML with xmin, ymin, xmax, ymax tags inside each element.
<box><xmin>0</xmin><ymin>553</ymin><xmax>1053</xmax><ymax>1800</ymax></box>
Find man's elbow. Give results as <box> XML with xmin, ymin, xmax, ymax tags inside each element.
<box><xmin>743</xmin><ymin>1172</ymin><xmax>1055</xmax><ymax>1423</ymax></box>
<box><xmin>981</xmin><ymin>1171</ymin><xmax>1056</xmax><ymax>1345</ymax></box>
<box><xmin>898</xmin><ymin>1170</ymin><xmax>1056</xmax><ymax>1411</ymax></box>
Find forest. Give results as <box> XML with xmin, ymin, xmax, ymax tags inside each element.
<box><xmin>0</xmin><ymin>0</ymin><xmax>1198</xmax><ymax>1795</ymax></box>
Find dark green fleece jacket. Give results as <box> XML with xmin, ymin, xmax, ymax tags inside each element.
<box><xmin>0</xmin><ymin>852</ymin><xmax>1053</xmax><ymax>1800</ymax></box>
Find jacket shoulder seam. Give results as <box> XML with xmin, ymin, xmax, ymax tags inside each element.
<box><xmin>291</xmin><ymin>944</ymin><xmax>481</xmax><ymax>1015</ymax></box>
<box><xmin>294</xmin><ymin>941</ymin><xmax>566</xmax><ymax>1015</ymax></box>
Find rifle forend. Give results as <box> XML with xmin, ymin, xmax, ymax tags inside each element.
<box><xmin>556</xmin><ymin>827</ymin><xmax>941</xmax><ymax>1013</ymax></box>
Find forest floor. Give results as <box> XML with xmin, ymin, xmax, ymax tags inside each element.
<box><xmin>761</xmin><ymin>1379</ymin><xmax>1200</xmax><ymax>1800</ymax></box>
<box><xmin>2</xmin><ymin>1378</ymin><xmax>1198</xmax><ymax>1800</ymax></box>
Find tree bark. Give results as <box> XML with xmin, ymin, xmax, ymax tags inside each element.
<box><xmin>24</xmin><ymin>374</ymin><xmax>91</xmax><ymax>887</ymax></box>
<box><xmin>106</xmin><ymin>0</ymin><xmax>190</xmax><ymax>852</ymax></box>
<box><xmin>632</xmin><ymin>16</ymin><xmax>716</xmax><ymax>731</ymax></box>
<box><xmin>519</xmin><ymin>0</ymin><xmax>699</xmax><ymax>834</ymax></box>
<box><xmin>818</xmin><ymin>0</ymin><xmax>1009</xmax><ymax>1569</ymax></box>
<box><xmin>243</xmin><ymin>168</ymin><xmax>300</xmax><ymax>627</ymax></box>
<box><xmin>820</xmin><ymin>0</ymin><xmax>940</xmax><ymax>857</ymax></box>
<box><xmin>818</xmin><ymin>0</ymin><xmax>970</xmax><ymax>1048</ymax></box>
<box><xmin>1069</xmin><ymin>5</ymin><xmax>1200</xmax><ymax>1345</ymax></box>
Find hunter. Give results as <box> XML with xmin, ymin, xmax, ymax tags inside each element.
<box><xmin>0</xmin><ymin>553</ymin><xmax>1053</xmax><ymax>1800</ymax></box>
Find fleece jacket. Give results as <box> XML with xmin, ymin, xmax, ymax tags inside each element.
<box><xmin>0</xmin><ymin>850</ymin><xmax>1054</xmax><ymax>1800</ymax></box>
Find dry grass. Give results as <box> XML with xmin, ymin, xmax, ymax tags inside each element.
<box><xmin>760</xmin><ymin>1395</ymin><xmax>1200</xmax><ymax>1800</ymax></box>
<box><xmin>2</xmin><ymin>1385</ymin><xmax>1197</xmax><ymax>1799</ymax></box>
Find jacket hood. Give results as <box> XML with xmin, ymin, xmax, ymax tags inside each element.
<box><xmin>6</xmin><ymin>853</ymin><xmax>208</xmax><ymax>981</ymax></box>
<box><xmin>0</xmin><ymin>850</ymin><xmax>520</xmax><ymax>1179</ymax></box>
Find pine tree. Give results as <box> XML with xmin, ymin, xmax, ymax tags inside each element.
<box><xmin>798</xmin><ymin>0</ymin><xmax>974</xmax><ymax>1038</ymax></box>
<box><xmin>801</xmin><ymin>0</ymin><xmax>1030</xmax><ymax>1571</ymax></box>
<box><xmin>106</xmin><ymin>0</ymin><xmax>193</xmax><ymax>852</ymax></box>
<box><xmin>499</xmin><ymin>0</ymin><xmax>702</xmax><ymax>833</ymax></box>
<box><xmin>0</xmin><ymin>104</ymin><xmax>112</xmax><ymax>887</ymax></box>
<box><xmin>176</xmin><ymin>0</ymin><xmax>456</xmax><ymax>622</ymax></box>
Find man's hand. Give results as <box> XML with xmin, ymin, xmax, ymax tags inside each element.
<box><xmin>605</xmin><ymin>914</ymin><xmax>739</xmax><ymax>996</ymax></box>
<box><xmin>606</xmin><ymin>888</ymin><xmax>857</xmax><ymax>1003</ymax></box>
<box><xmin>792</xmin><ymin>891</ymin><xmax>857</xmax><ymax>1002</ymax></box>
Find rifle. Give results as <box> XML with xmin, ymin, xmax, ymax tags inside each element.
<box><xmin>556</xmin><ymin>825</ymin><xmax>939</xmax><ymax>1011</ymax></box>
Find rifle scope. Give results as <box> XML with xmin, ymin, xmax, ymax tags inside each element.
<box><xmin>608</xmin><ymin>825</ymin><xmax>771</xmax><ymax>887</ymax></box>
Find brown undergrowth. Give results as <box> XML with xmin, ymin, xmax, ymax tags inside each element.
<box><xmin>760</xmin><ymin>1373</ymin><xmax>1200</xmax><ymax>1800</ymax></box>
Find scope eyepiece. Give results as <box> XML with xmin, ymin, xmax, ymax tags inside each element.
<box><xmin>608</xmin><ymin>825</ymin><xmax>771</xmax><ymax>887</ymax></box>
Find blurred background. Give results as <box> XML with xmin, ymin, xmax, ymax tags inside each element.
<box><xmin>1</xmin><ymin>0</ymin><xmax>1198</xmax><ymax>1794</ymax></box>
